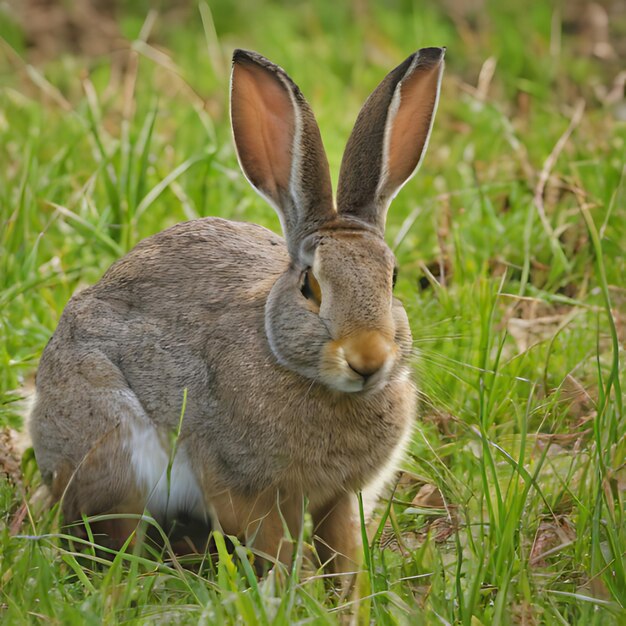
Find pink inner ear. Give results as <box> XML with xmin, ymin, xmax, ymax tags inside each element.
<box><xmin>231</xmin><ymin>63</ymin><xmax>295</xmax><ymax>199</ymax></box>
<box><xmin>386</xmin><ymin>63</ymin><xmax>441</xmax><ymax>192</ymax></box>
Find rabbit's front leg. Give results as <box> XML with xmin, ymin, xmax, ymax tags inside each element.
<box><xmin>210</xmin><ymin>488</ymin><xmax>303</xmax><ymax>570</ymax></box>
<box><xmin>312</xmin><ymin>494</ymin><xmax>360</xmax><ymax>576</ymax></box>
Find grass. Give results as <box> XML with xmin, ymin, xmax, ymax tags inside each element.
<box><xmin>1</xmin><ymin>0</ymin><xmax>625</xmax><ymax>623</ymax></box>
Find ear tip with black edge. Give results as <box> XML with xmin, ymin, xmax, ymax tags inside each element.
<box><xmin>232</xmin><ymin>48</ymin><xmax>256</xmax><ymax>65</ymax></box>
<box><xmin>232</xmin><ymin>48</ymin><xmax>246</xmax><ymax>62</ymax></box>
<box><xmin>232</xmin><ymin>48</ymin><xmax>274</xmax><ymax>69</ymax></box>
<box><xmin>416</xmin><ymin>47</ymin><xmax>446</xmax><ymax>66</ymax></box>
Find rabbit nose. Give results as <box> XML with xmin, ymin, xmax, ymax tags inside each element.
<box><xmin>342</xmin><ymin>331</ymin><xmax>393</xmax><ymax>379</ymax></box>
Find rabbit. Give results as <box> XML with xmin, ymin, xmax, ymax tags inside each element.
<box><xmin>30</xmin><ymin>47</ymin><xmax>445</xmax><ymax>573</ymax></box>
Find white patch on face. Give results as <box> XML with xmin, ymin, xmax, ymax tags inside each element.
<box><xmin>364</xmin><ymin>354</ymin><xmax>396</xmax><ymax>392</ymax></box>
<box><xmin>312</xmin><ymin>246</ymin><xmax>322</xmax><ymax>277</ymax></box>
<box><xmin>393</xmin><ymin>366</ymin><xmax>411</xmax><ymax>385</ymax></box>
<box><xmin>126</xmin><ymin>415</ymin><xmax>206</xmax><ymax>522</ymax></box>
<box><xmin>319</xmin><ymin>344</ymin><xmax>363</xmax><ymax>392</ymax></box>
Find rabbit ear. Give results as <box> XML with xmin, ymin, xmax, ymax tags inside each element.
<box><xmin>231</xmin><ymin>49</ymin><xmax>335</xmax><ymax>254</ymax></box>
<box><xmin>337</xmin><ymin>48</ymin><xmax>445</xmax><ymax>232</ymax></box>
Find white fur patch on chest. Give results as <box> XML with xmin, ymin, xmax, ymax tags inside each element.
<box><xmin>126</xmin><ymin>419</ymin><xmax>205</xmax><ymax>522</ymax></box>
<box><xmin>360</xmin><ymin>417</ymin><xmax>413</xmax><ymax>520</ymax></box>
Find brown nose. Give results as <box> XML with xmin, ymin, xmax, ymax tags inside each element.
<box><xmin>342</xmin><ymin>331</ymin><xmax>394</xmax><ymax>379</ymax></box>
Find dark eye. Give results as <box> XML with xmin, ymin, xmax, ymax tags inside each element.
<box><xmin>392</xmin><ymin>266</ymin><xmax>398</xmax><ymax>290</ymax></box>
<box><xmin>300</xmin><ymin>268</ymin><xmax>322</xmax><ymax>305</ymax></box>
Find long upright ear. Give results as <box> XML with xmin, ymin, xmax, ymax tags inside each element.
<box><xmin>336</xmin><ymin>47</ymin><xmax>445</xmax><ymax>232</ymax></box>
<box><xmin>231</xmin><ymin>49</ymin><xmax>335</xmax><ymax>254</ymax></box>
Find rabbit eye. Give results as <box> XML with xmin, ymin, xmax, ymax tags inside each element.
<box><xmin>300</xmin><ymin>269</ymin><xmax>322</xmax><ymax>306</ymax></box>
<box><xmin>392</xmin><ymin>266</ymin><xmax>398</xmax><ymax>290</ymax></box>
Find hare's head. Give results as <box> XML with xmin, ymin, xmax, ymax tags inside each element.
<box><xmin>231</xmin><ymin>48</ymin><xmax>444</xmax><ymax>393</ymax></box>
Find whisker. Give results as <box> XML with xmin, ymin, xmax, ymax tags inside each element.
<box><xmin>413</xmin><ymin>350</ymin><xmax>534</xmax><ymax>385</ymax></box>
<box><xmin>412</xmin><ymin>334</ymin><xmax>470</xmax><ymax>343</ymax></box>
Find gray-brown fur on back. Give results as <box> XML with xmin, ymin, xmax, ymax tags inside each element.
<box><xmin>32</xmin><ymin>218</ymin><xmax>287</xmax><ymax>472</ymax></box>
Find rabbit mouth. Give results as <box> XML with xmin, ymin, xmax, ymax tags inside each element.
<box><xmin>319</xmin><ymin>336</ymin><xmax>397</xmax><ymax>394</ymax></box>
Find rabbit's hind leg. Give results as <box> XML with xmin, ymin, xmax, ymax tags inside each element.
<box><xmin>33</xmin><ymin>348</ymin><xmax>207</xmax><ymax>551</ymax></box>
<box><xmin>51</xmin><ymin>424</ymin><xmax>148</xmax><ymax>551</ymax></box>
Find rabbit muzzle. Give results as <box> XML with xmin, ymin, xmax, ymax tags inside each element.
<box><xmin>320</xmin><ymin>328</ymin><xmax>398</xmax><ymax>393</ymax></box>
